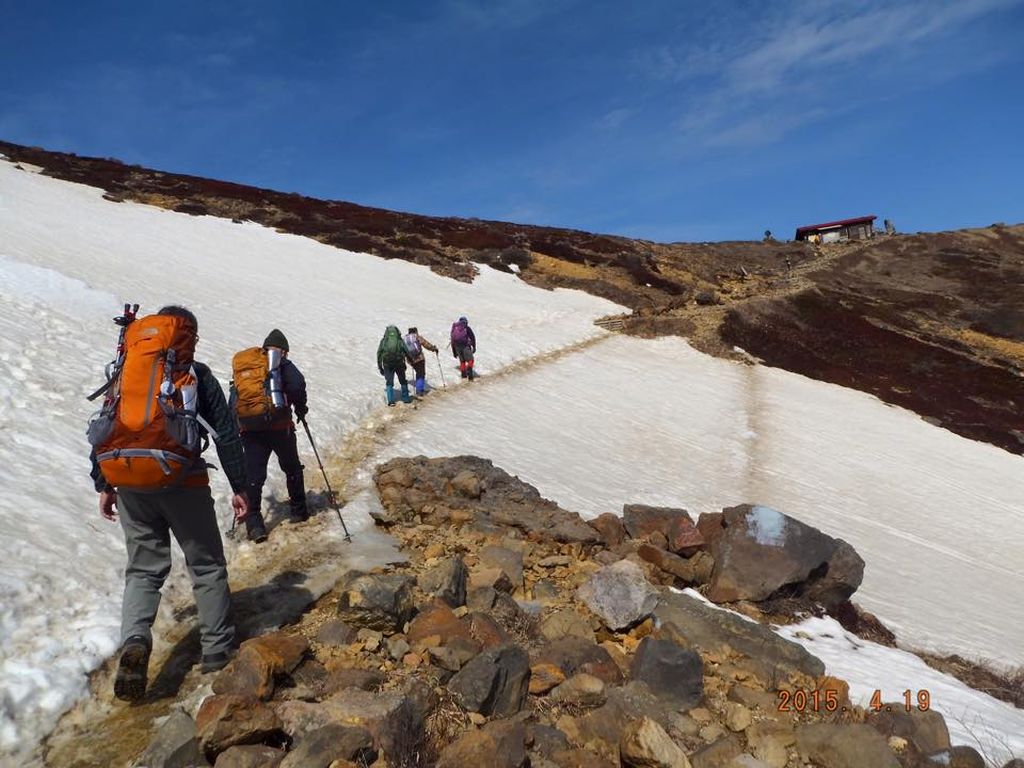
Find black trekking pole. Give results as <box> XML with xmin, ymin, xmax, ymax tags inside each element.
<box><xmin>434</xmin><ymin>351</ymin><xmax>447</xmax><ymax>388</ymax></box>
<box><xmin>299</xmin><ymin>418</ymin><xmax>352</xmax><ymax>542</ymax></box>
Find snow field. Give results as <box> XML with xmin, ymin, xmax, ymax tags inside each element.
<box><xmin>0</xmin><ymin>160</ymin><xmax>621</xmax><ymax>759</ymax></box>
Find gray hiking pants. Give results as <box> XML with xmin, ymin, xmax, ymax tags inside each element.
<box><xmin>117</xmin><ymin>486</ymin><xmax>234</xmax><ymax>656</ymax></box>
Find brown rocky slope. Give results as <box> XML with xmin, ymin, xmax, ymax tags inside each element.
<box><xmin>2</xmin><ymin>140</ymin><xmax>1021</xmax><ymax>453</ymax></box>
<box><xmin>80</xmin><ymin>455</ymin><xmax>1014</xmax><ymax>768</ymax></box>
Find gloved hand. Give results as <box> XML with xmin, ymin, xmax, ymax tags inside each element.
<box><xmin>294</xmin><ymin>404</ymin><xmax>308</xmax><ymax>421</ymax></box>
<box><xmin>378</xmin><ymin>366</ymin><xmax>385</xmax><ymax>376</ymax></box>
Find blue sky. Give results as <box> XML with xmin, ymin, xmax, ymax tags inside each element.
<box><xmin>1</xmin><ymin>0</ymin><xmax>1022</xmax><ymax>241</ymax></box>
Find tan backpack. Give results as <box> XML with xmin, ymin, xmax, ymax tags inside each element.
<box><xmin>232</xmin><ymin>347</ymin><xmax>288</xmax><ymax>429</ymax></box>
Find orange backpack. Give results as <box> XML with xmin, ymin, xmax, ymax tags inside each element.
<box><xmin>231</xmin><ymin>347</ymin><xmax>289</xmax><ymax>429</ymax></box>
<box><xmin>88</xmin><ymin>313</ymin><xmax>208</xmax><ymax>489</ymax></box>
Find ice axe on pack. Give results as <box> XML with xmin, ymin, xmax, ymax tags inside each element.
<box><xmin>299</xmin><ymin>417</ymin><xmax>352</xmax><ymax>542</ymax></box>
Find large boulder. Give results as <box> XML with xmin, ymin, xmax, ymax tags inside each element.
<box><xmin>620</xmin><ymin>716</ymin><xmax>692</xmax><ymax>768</ymax></box>
<box><xmin>372</xmin><ymin>456</ymin><xmax>600</xmax><ymax>544</ymax></box>
<box><xmin>654</xmin><ymin>591</ymin><xmax>825</xmax><ymax>681</ymax></box>
<box><xmin>577</xmin><ymin>560</ymin><xmax>659</xmax><ymax>631</ymax></box>
<box><xmin>195</xmin><ymin>695</ymin><xmax>285</xmax><ymax>758</ymax></box>
<box><xmin>213</xmin><ymin>632</ymin><xmax>309</xmax><ymax>701</ymax></box>
<box><xmin>631</xmin><ymin>637</ymin><xmax>703</xmax><ymax>709</ymax></box>
<box><xmin>623</xmin><ymin>505</ymin><xmax>704</xmax><ymax>554</ymax></box>
<box><xmin>335</xmin><ymin>571</ymin><xmax>415</xmax><ymax>632</ymax></box>
<box><xmin>447</xmin><ymin>644</ymin><xmax>531</xmax><ymax>717</ymax></box>
<box><xmin>213</xmin><ymin>745</ymin><xmax>284</xmax><ymax>767</ymax></box>
<box><xmin>137</xmin><ymin>710</ymin><xmax>209</xmax><ymax>768</ymax></box>
<box><xmin>706</xmin><ymin>505</ymin><xmax>864</xmax><ymax>609</ymax></box>
<box><xmin>795</xmin><ymin>723</ymin><xmax>900</xmax><ymax>768</ymax></box>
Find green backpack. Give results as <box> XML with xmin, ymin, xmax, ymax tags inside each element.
<box><xmin>381</xmin><ymin>326</ymin><xmax>406</xmax><ymax>366</ymax></box>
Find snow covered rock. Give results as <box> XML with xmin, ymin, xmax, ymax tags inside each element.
<box><xmin>335</xmin><ymin>571</ymin><xmax>415</xmax><ymax>632</ymax></box>
<box><xmin>630</xmin><ymin>637</ymin><xmax>704</xmax><ymax>709</ymax></box>
<box><xmin>577</xmin><ymin>560</ymin><xmax>659</xmax><ymax>631</ymax></box>
<box><xmin>706</xmin><ymin>504</ymin><xmax>864</xmax><ymax>609</ymax></box>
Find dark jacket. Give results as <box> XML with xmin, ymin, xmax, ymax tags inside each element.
<box><xmin>91</xmin><ymin>362</ymin><xmax>248</xmax><ymax>494</ymax></box>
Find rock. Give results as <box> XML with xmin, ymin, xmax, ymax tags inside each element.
<box><xmin>418</xmin><ymin>557</ymin><xmax>468</xmax><ymax>607</ymax></box>
<box><xmin>212</xmin><ymin>647</ymin><xmax>274</xmax><ymax>700</ymax></box>
<box><xmin>540</xmin><ymin>610</ymin><xmax>595</xmax><ymax>642</ymax></box>
<box><xmin>696</xmin><ymin>513</ymin><xmax>725</xmax><ymax>551</ymax></box>
<box><xmin>138</xmin><ymin>710</ymin><xmax>209</xmax><ymax>768</ymax></box>
<box><xmin>744</xmin><ymin>721</ymin><xmax>794</xmax><ymax>768</ymax></box>
<box><xmin>724</xmin><ymin>703</ymin><xmax>752</xmax><ymax>732</ymax></box>
<box><xmin>241</xmin><ymin>633</ymin><xmax>308</xmax><ymax>675</ymax></box>
<box><xmin>538</xmin><ymin>555</ymin><xmax>572</xmax><ymax>567</ymax></box>
<box><xmin>795</xmin><ymin>723</ymin><xmax>900</xmax><ymax>768</ymax></box>
<box><xmin>530</xmin><ymin>663</ymin><xmax>567</xmax><ymax>694</ymax></box>
<box><xmin>529</xmin><ymin>723</ymin><xmax>571</xmax><ymax>758</ymax></box>
<box><xmin>322</xmin><ymin>667</ymin><xmax>385</xmax><ymax>695</ymax></box>
<box><xmin>336</xmin><ymin>571</ymin><xmax>415</xmax><ymax>632</ymax></box>
<box><xmin>438</xmin><ymin>719</ymin><xmax>528</xmax><ymax>768</ymax></box>
<box><xmin>1003</xmin><ymin>761</ymin><xmax>1024</xmax><ymax>768</ymax></box>
<box><xmin>470</xmin><ymin>567</ymin><xmax>515</xmax><ymax>594</ymax></box>
<box><xmin>467</xmin><ymin>612</ymin><xmax>510</xmax><ymax>648</ymax></box>
<box><xmin>275</xmin><ymin>688</ymin><xmax>421</xmax><ymax>760</ymax></box>
<box><xmin>577</xmin><ymin>560</ymin><xmax>659</xmax><ymax>631</ymax></box>
<box><xmin>943</xmin><ymin>746</ymin><xmax>986</xmax><ymax>768</ymax></box>
<box><xmin>278</xmin><ymin>724</ymin><xmax>375</xmax><ymax>768</ymax></box>
<box><xmin>654</xmin><ymin>592</ymin><xmax>825</xmax><ymax>682</ymax></box>
<box><xmin>631</xmin><ymin>637</ymin><xmax>703</xmax><ymax>709</ymax></box>
<box><xmin>533</xmin><ymin>636</ymin><xmax>624</xmax><ymax>685</ymax></box>
<box><xmin>407</xmin><ymin>601</ymin><xmax>477</xmax><ymax>649</ymax></box>
<box><xmin>386</xmin><ymin>635</ymin><xmax>411</xmax><ymax>661</ymax></box>
<box><xmin>533</xmin><ymin>579</ymin><xmax>561</xmax><ymax>603</ymax></box>
<box><xmin>637</xmin><ymin>545</ymin><xmax>710</xmax><ymax>584</ymax></box>
<box><xmin>356</xmin><ymin>628</ymin><xmax>383</xmax><ymax>652</ymax></box>
<box><xmin>196</xmin><ymin>695</ymin><xmax>284</xmax><ymax>757</ymax></box>
<box><xmin>214</xmin><ymin>744</ymin><xmax>284</xmax><ymax>767</ymax></box>
<box><xmin>690</xmin><ymin>736</ymin><xmax>742</xmax><ymax>768</ymax></box>
<box><xmin>867</xmin><ymin>703</ymin><xmax>951</xmax><ymax>755</ymax></box>
<box><xmin>447</xmin><ymin>644</ymin><xmax>531</xmax><ymax>717</ymax></box>
<box><xmin>550</xmin><ymin>748</ymin><xmax>619</xmax><ymax>768</ymax></box>
<box><xmin>622</xmin><ymin>505</ymin><xmax>694</xmax><ymax>541</ymax></box>
<box><xmin>667</xmin><ymin>516</ymin><xmax>705</xmax><ymax>554</ymax></box>
<box><xmin>468</xmin><ymin>585</ymin><xmax>499</xmax><ymax>610</ymax></box>
<box><xmin>428</xmin><ymin>645</ymin><xmax>466</xmax><ymax>672</ymax></box>
<box><xmin>316</xmin><ymin>619</ymin><xmax>357</xmax><ymax>647</ymax></box>
<box><xmin>480</xmin><ymin>545</ymin><xmax>525</xmax><ymax>589</ymax></box>
<box><xmin>550</xmin><ymin>674</ymin><xmax>606</xmax><ymax>707</ymax></box>
<box><xmin>706</xmin><ymin>504</ymin><xmax>864</xmax><ymax>609</ymax></box>
<box><xmin>451</xmin><ymin>469</ymin><xmax>482</xmax><ymax>498</ymax></box>
<box><xmin>590</xmin><ymin>513</ymin><xmax>627</xmax><ymax>547</ymax></box>
<box><xmin>620</xmin><ymin>716</ymin><xmax>692</xmax><ymax>768</ymax></box>
<box><xmin>730</xmin><ymin>757</ymin><xmax>772</xmax><ymax>768</ymax></box>
<box><xmin>726</xmin><ymin>686</ymin><xmax>778</xmax><ymax>714</ymax></box>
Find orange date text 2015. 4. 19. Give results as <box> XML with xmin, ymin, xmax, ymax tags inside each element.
<box><xmin>777</xmin><ymin>689</ymin><xmax>932</xmax><ymax>713</ymax></box>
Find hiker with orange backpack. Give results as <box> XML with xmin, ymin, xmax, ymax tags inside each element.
<box><xmin>377</xmin><ymin>325</ymin><xmax>414</xmax><ymax>405</ymax></box>
<box><xmin>87</xmin><ymin>305</ymin><xmax>249</xmax><ymax>701</ymax></box>
<box><xmin>230</xmin><ymin>329</ymin><xmax>309</xmax><ymax>542</ymax></box>
<box><xmin>450</xmin><ymin>315</ymin><xmax>477</xmax><ymax>380</ymax></box>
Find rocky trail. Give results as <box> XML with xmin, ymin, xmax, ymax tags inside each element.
<box><xmin>38</xmin><ymin>333</ymin><xmax>618</xmax><ymax>767</ymax></box>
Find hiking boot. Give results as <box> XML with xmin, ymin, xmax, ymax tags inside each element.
<box><xmin>114</xmin><ymin>635</ymin><xmax>151</xmax><ymax>702</ymax></box>
<box><xmin>288</xmin><ymin>510</ymin><xmax>310</xmax><ymax>524</ymax></box>
<box><xmin>200</xmin><ymin>649</ymin><xmax>236</xmax><ymax>674</ymax></box>
<box><xmin>248</xmin><ymin>526</ymin><xmax>268</xmax><ymax>543</ymax></box>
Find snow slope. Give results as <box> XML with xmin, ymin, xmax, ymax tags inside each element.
<box><xmin>369</xmin><ymin>334</ymin><xmax>1024</xmax><ymax>670</ymax></box>
<box><xmin>0</xmin><ymin>160</ymin><xmax>621</xmax><ymax>758</ymax></box>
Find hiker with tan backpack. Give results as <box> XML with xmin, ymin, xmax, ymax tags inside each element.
<box><xmin>87</xmin><ymin>305</ymin><xmax>250</xmax><ymax>701</ymax></box>
<box><xmin>230</xmin><ymin>329</ymin><xmax>309</xmax><ymax>542</ymax></box>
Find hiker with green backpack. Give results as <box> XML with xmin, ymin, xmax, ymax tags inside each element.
<box><xmin>377</xmin><ymin>325</ymin><xmax>413</xmax><ymax>406</ymax></box>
